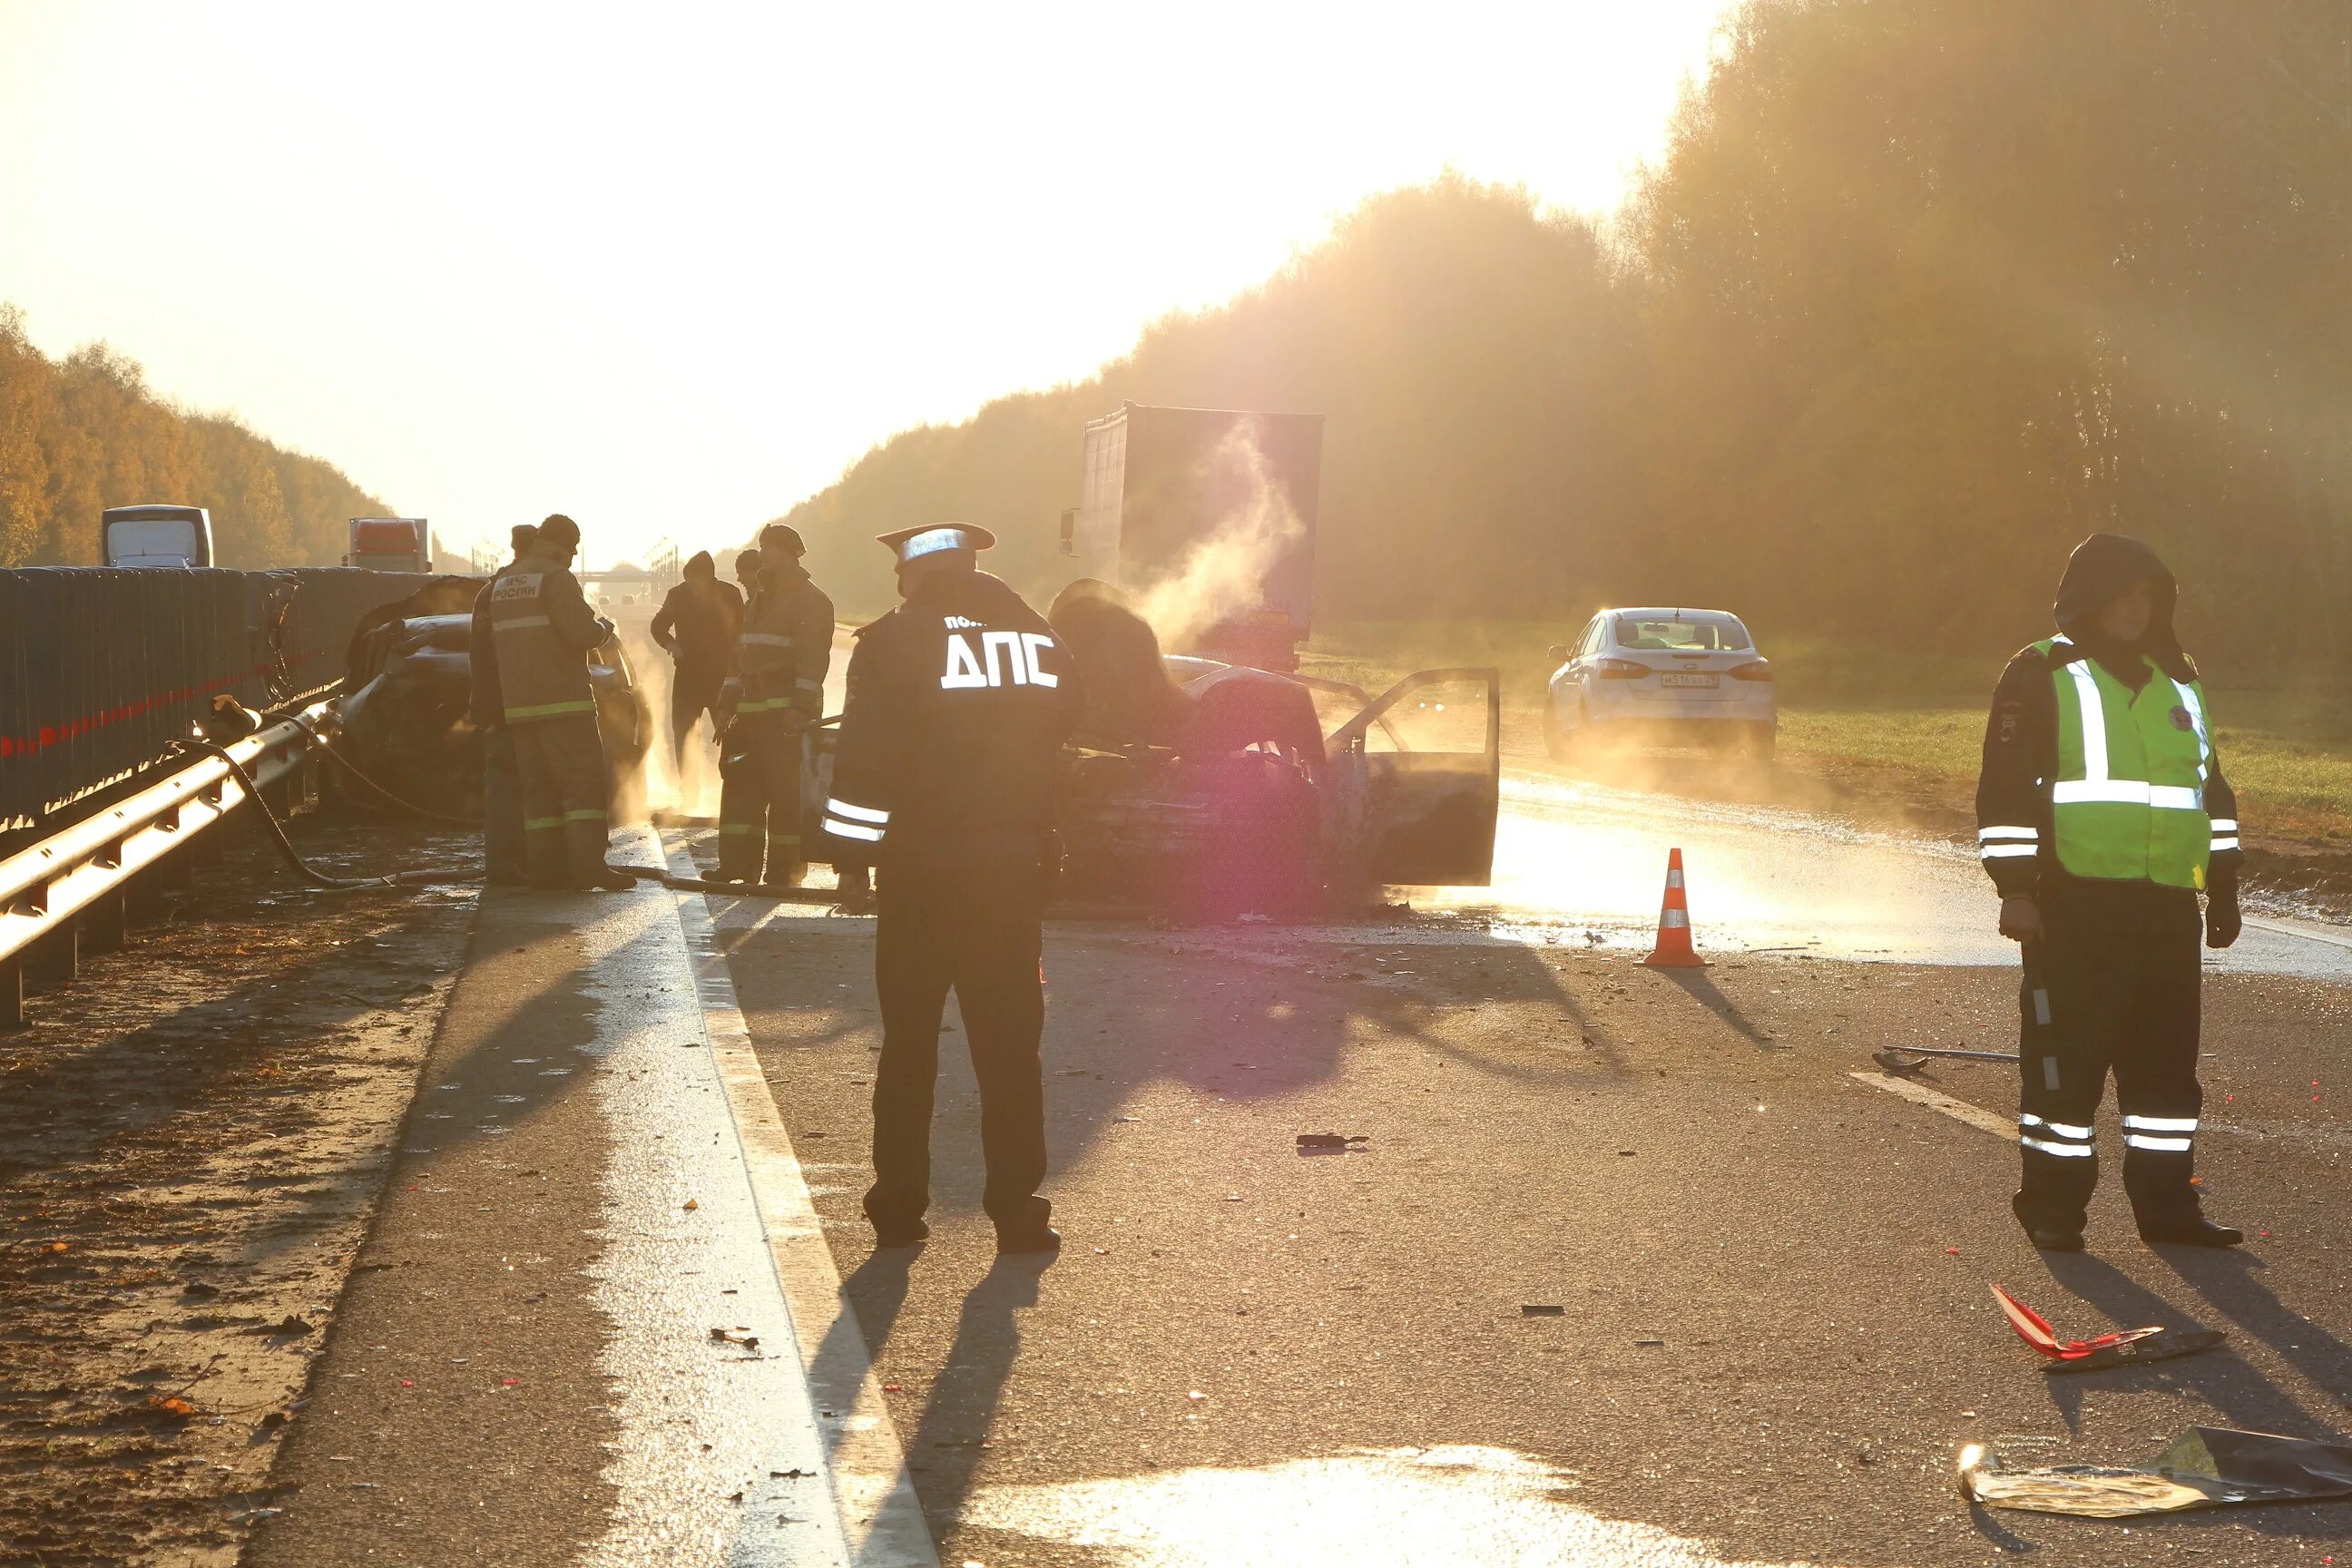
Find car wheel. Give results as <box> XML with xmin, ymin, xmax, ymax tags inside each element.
<box><xmin>1542</xmin><ymin>697</ymin><xmax>1574</xmax><ymax>762</ymax></box>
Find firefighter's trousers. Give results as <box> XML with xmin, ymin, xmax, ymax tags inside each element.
<box><xmin>717</xmin><ymin>713</ymin><xmax>804</xmax><ymax>884</ymax></box>
<box><xmin>512</xmin><ymin>713</ymin><xmax>611</xmax><ymax>889</ymax></box>
<box><xmin>2014</xmin><ymin>902</ymin><xmax>2204</xmax><ymax>1232</ymax></box>
<box><xmin>482</xmin><ymin>727</ymin><xmax>526</xmax><ymax>885</ymax></box>
<box><xmin>865</xmin><ymin>857</ymin><xmax>1051</xmax><ymax>1236</ymax></box>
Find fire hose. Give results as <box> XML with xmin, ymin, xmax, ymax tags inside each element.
<box><xmin>170</xmin><ymin>738</ymin><xmax>477</xmax><ymax>891</ymax></box>
<box><xmin>218</xmin><ymin>722</ymin><xmax>851</xmax><ymax>905</ymax></box>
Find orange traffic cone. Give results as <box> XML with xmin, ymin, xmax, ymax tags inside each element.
<box><xmin>1643</xmin><ymin>848</ymin><xmax>1706</xmax><ymax>968</ymax></box>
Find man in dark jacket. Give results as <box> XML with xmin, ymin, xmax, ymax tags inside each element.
<box><xmin>471</xmin><ymin>523</ymin><xmax>537</xmax><ymax>886</ymax></box>
<box><xmin>823</xmin><ymin>524</ymin><xmax>1082</xmax><ymax>1255</ymax></box>
<box><xmin>650</xmin><ymin>550</ymin><xmax>743</xmax><ymax>771</ymax></box>
<box><xmin>1976</xmin><ymin>534</ymin><xmax>2244</xmax><ymax>1251</ymax></box>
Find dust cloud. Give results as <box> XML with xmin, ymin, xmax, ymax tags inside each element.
<box><xmin>1132</xmin><ymin>421</ymin><xmax>1303</xmax><ymax>653</ymax></box>
<box><xmin>607</xmin><ymin>603</ymin><xmax>720</xmax><ymax>821</ymax></box>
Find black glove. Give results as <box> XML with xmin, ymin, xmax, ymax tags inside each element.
<box><xmin>2206</xmin><ymin>884</ymin><xmax>2242</xmax><ymax>950</ymax></box>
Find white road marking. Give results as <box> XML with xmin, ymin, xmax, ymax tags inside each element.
<box><xmin>1847</xmin><ymin>1069</ymin><xmax>2015</xmax><ymax>1141</ymax></box>
<box><xmin>2246</xmin><ymin>914</ymin><xmax>2352</xmax><ymax>955</ymax></box>
<box><xmin>660</xmin><ymin>828</ymin><xmax>939</xmax><ymax>1568</ymax></box>
<box><xmin>571</xmin><ymin>837</ymin><xmax>862</xmax><ymax>1567</ymax></box>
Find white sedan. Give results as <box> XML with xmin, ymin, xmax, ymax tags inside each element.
<box><xmin>1543</xmin><ymin>607</ymin><xmax>1776</xmax><ymax>762</ymax></box>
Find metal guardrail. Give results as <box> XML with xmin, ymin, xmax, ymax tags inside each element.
<box><xmin>0</xmin><ymin>701</ymin><xmax>331</xmax><ymax>1024</ymax></box>
<box><xmin>0</xmin><ymin>567</ymin><xmax>435</xmax><ymax>828</ymax></box>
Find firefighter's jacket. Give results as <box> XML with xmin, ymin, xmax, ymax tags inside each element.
<box><xmin>732</xmin><ymin>559</ymin><xmax>835</xmax><ymax>720</ymax></box>
<box><xmin>481</xmin><ymin>547</ymin><xmax>607</xmax><ymax>725</ymax></box>
<box><xmin>822</xmin><ymin>568</ymin><xmax>1081</xmax><ymax>872</ymax></box>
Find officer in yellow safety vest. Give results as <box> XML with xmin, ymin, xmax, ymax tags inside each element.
<box><xmin>1975</xmin><ymin>534</ymin><xmax>2244</xmax><ymax>1251</ymax></box>
<box><xmin>715</xmin><ymin>524</ymin><xmax>834</xmax><ymax>886</ymax></box>
<box><xmin>483</xmin><ymin>514</ymin><xmax>632</xmax><ymax>891</ymax></box>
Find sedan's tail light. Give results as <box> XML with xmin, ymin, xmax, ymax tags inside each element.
<box><xmin>1592</xmin><ymin>658</ymin><xmax>1650</xmax><ymax>680</ymax></box>
<box><xmin>1730</xmin><ymin>661</ymin><xmax>1774</xmax><ymax>681</ymax></box>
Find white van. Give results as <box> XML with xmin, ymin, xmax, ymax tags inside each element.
<box><xmin>101</xmin><ymin>504</ymin><xmax>214</xmax><ymax>568</ymax></box>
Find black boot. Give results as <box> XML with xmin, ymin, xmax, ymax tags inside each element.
<box><xmin>995</xmin><ymin>1223</ymin><xmax>1061</xmax><ymax>1256</ymax></box>
<box><xmin>870</xmin><ymin>1218</ymin><xmax>929</xmax><ymax>1250</ymax></box>
<box><xmin>2139</xmin><ymin>1214</ymin><xmax>2244</xmax><ymax>1248</ymax></box>
<box><xmin>2014</xmin><ymin>1192</ymin><xmax>2084</xmax><ymax>1253</ymax></box>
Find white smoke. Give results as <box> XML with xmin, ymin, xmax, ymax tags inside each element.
<box><xmin>1132</xmin><ymin>421</ymin><xmax>1305</xmax><ymax>655</ymax></box>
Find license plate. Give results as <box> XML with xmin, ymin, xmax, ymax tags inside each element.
<box><xmin>1661</xmin><ymin>672</ymin><xmax>1720</xmax><ymax>689</ymax></box>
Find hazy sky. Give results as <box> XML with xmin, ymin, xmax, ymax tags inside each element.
<box><xmin>1</xmin><ymin>2</ymin><xmax>1734</xmax><ymax>565</ymax></box>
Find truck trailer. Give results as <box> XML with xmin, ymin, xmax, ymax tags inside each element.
<box><xmin>1063</xmin><ymin>403</ymin><xmax>1322</xmax><ymax>672</ymax></box>
<box><xmin>348</xmin><ymin>517</ymin><xmax>433</xmax><ymax>573</ymax></box>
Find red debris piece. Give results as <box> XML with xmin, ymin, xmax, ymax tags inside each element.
<box><xmin>1991</xmin><ymin>1284</ymin><xmax>2163</xmax><ymax>1361</ymax></box>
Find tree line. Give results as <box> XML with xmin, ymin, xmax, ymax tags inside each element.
<box><xmin>0</xmin><ymin>305</ymin><xmax>387</xmax><ymax>569</ymax></box>
<box><xmin>777</xmin><ymin>0</ymin><xmax>2352</xmax><ymax>680</ymax></box>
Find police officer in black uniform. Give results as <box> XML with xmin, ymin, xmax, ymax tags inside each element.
<box><xmin>823</xmin><ymin>524</ymin><xmax>1081</xmax><ymax>1254</ymax></box>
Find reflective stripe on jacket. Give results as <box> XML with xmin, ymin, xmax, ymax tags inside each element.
<box><xmin>735</xmin><ymin>563</ymin><xmax>834</xmax><ymax>717</ymax></box>
<box><xmin>2034</xmin><ymin>635</ymin><xmax>2213</xmax><ymax>890</ymax></box>
<box><xmin>485</xmin><ymin>549</ymin><xmax>606</xmax><ymax>723</ymax></box>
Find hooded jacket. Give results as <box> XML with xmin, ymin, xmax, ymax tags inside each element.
<box><xmin>2051</xmin><ymin>533</ymin><xmax>2194</xmax><ymax>688</ymax></box>
<box><xmin>650</xmin><ymin>552</ymin><xmax>744</xmax><ymax>672</ymax></box>
<box><xmin>1975</xmin><ymin>534</ymin><xmax>2240</xmax><ymax>913</ymax></box>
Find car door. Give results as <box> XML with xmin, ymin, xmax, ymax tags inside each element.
<box><xmin>1323</xmin><ymin>668</ymin><xmax>1502</xmax><ymax>887</ymax></box>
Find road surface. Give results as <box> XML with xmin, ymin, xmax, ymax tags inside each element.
<box><xmin>44</xmin><ymin>614</ymin><xmax>2326</xmax><ymax>1567</ymax></box>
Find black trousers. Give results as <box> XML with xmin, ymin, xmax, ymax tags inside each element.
<box><xmin>866</xmin><ymin>857</ymin><xmax>1049</xmax><ymax>1234</ymax></box>
<box><xmin>670</xmin><ymin>662</ymin><xmax>724</xmax><ymax>767</ymax></box>
<box><xmin>2014</xmin><ymin>900</ymin><xmax>2204</xmax><ymax>1230</ymax></box>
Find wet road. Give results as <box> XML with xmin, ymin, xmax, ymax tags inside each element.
<box><xmin>1432</xmin><ymin>769</ymin><xmax>2352</xmax><ymax>979</ymax></box>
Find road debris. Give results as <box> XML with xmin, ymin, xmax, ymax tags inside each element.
<box><xmin>1519</xmin><ymin>1304</ymin><xmax>1565</xmax><ymax>1318</ymax></box>
<box><xmin>1992</xmin><ymin>1284</ymin><xmax>2225</xmax><ymax>1373</ymax></box>
<box><xmin>1872</xmin><ymin>1044</ymin><xmax>2019</xmax><ymax>1074</ymax></box>
<box><xmin>709</xmin><ymin>1327</ymin><xmax>761</xmax><ymax>1353</ymax></box>
<box><xmin>1962</xmin><ymin>1426</ymin><xmax>2352</xmax><ymax>1516</ymax></box>
<box><xmin>1295</xmin><ymin>1132</ymin><xmax>1368</xmax><ymax>1154</ymax></box>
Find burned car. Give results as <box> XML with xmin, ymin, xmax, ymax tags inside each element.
<box><xmin>792</xmin><ymin>583</ymin><xmax>1499</xmax><ymax>916</ymax></box>
<box><xmin>334</xmin><ymin>580</ymin><xmax>653</xmax><ymax>815</ymax></box>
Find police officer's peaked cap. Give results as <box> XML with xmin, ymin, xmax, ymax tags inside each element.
<box><xmin>538</xmin><ymin>514</ymin><xmax>582</xmax><ymax>546</ymax></box>
<box><xmin>759</xmin><ymin>523</ymin><xmax>806</xmax><ymax>558</ymax></box>
<box><xmin>877</xmin><ymin>523</ymin><xmax>996</xmax><ymax>564</ymax></box>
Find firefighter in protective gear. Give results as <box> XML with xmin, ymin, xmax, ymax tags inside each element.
<box><xmin>483</xmin><ymin>514</ymin><xmax>632</xmax><ymax>892</ymax></box>
<box><xmin>1976</xmin><ymin>534</ymin><xmax>2244</xmax><ymax>1252</ymax></box>
<box><xmin>472</xmin><ymin>522</ymin><xmax>537</xmax><ymax>886</ymax></box>
<box><xmin>825</xmin><ymin>523</ymin><xmax>1082</xmax><ymax>1255</ymax></box>
<box><xmin>716</xmin><ymin>525</ymin><xmax>833</xmax><ymax>886</ymax></box>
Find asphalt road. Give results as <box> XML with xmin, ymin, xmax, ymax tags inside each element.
<box><xmin>720</xmin><ymin>897</ymin><xmax>2352</xmax><ymax>1567</ymax></box>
